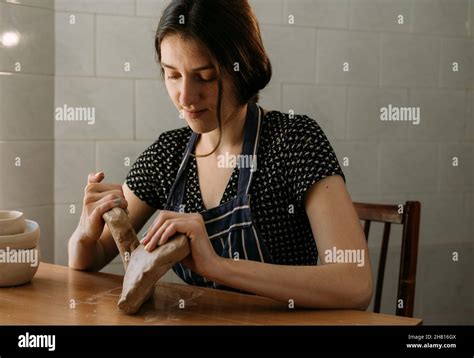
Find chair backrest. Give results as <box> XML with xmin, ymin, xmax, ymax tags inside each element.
<box><xmin>353</xmin><ymin>201</ymin><xmax>421</xmax><ymax>317</ymax></box>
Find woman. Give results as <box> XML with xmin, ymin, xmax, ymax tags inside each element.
<box><xmin>69</xmin><ymin>0</ymin><xmax>373</xmax><ymax>310</ymax></box>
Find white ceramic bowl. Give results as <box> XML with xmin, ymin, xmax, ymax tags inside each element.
<box><xmin>0</xmin><ymin>211</ymin><xmax>26</xmax><ymax>236</ymax></box>
<box><xmin>0</xmin><ymin>219</ymin><xmax>40</xmax><ymax>250</ymax></box>
<box><xmin>0</xmin><ymin>244</ymin><xmax>40</xmax><ymax>287</ymax></box>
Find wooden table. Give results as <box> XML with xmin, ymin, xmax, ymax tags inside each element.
<box><xmin>0</xmin><ymin>263</ymin><xmax>422</xmax><ymax>325</ymax></box>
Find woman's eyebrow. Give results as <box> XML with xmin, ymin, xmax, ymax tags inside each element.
<box><xmin>161</xmin><ymin>62</ymin><xmax>214</xmax><ymax>72</ymax></box>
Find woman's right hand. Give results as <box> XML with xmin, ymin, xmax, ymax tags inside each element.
<box><xmin>77</xmin><ymin>172</ymin><xmax>129</xmax><ymax>243</ymax></box>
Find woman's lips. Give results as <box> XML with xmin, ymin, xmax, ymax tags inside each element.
<box><xmin>184</xmin><ymin>109</ymin><xmax>207</xmax><ymax>119</ymax></box>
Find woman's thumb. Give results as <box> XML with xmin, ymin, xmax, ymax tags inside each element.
<box><xmin>88</xmin><ymin>171</ymin><xmax>104</xmax><ymax>184</ymax></box>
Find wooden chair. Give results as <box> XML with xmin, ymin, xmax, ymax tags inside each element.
<box><xmin>353</xmin><ymin>201</ymin><xmax>421</xmax><ymax>317</ymax></box>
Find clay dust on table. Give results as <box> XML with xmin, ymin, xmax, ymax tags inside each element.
<box><xmin>142</xmin><ymin>284</ymin><xmax>204</xmax><ymax>323</ymax></box>
<box><xmin>74</xmin><ymin>286</ymin><xmax>122</xmax><ymax>306</ymax></box>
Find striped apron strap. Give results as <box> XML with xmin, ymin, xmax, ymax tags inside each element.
<box><xmin>164</xmin><ymin>131</ymin><xmax>199</xmax><ymax>210</ymax></box>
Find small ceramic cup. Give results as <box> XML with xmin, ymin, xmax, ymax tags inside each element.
<box><xmin>0</xmin><ymin>211</ymin><xmax>26</xmax><ymax>236</ymax></box>
<box><xmin>0</xmin><ymin>219</ymin><xmax>40</xmax><ymax>250</ymax></box>
<box><xmin>0</xmin><ymin>219</ymin><xmax>41</xmax><ymax>287</ymax></box>
<box><xmin>0</xmin><ymin>244</ymin><xmax>41</xmax><ymax>287</ymax></box>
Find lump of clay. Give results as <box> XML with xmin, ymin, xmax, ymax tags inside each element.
<box><xmin>118</xmin><ymin>234</ymin><xmax>190</xmax><ymax>314</ymax></box>
<box><xmin>102</xmin><ymin>207</ymin><xmax>140</xmax><ymax>270</ymax></box>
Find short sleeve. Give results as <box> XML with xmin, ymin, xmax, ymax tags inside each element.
<box><xmin>284</xmin><ymin>115</ymin><xmax>346</xmax><ymax>206</ymax></box>
<box><xmin>125</xmin><ymin>134</ymin><xmax>167</xmax><ymax>209</ymax></box>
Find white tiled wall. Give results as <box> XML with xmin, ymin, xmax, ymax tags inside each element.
<box><xmin>54</xmin><ymin>77</ymin><xmax>135</xmax><ymax>139</ymax></box>
<box><xmin>1</xmin><ymin>0</ymin><xmax>473</xmax><ymax>324</ymax></box>
<box><xmin>0</xmin><ymin>3</ymin><xmax>54</xmax><ymax>74</ymax></box>
<box><xmin>317</xmin><ymin>30</ymin><xmax>380</xmax><ymax>85</ymax></box>
<box><xmin>283</xmin><ymin>84</ymin><xmax>346</xmax><ymax>140</ymax></box>
<box><xmin>0</xmin><ymin>1</ymin><xmax>54</xmax><ymax>262</ymax></box>
<box><xmin>345</xmin><ymin>87</ymin><xmax>411</xmax><ymax>140</ymax></box>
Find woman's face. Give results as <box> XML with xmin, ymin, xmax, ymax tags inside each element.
<box><xmin>160</xmin><ymin>34</ymin><xmax>239</xmax><ymax>134</ymax></box>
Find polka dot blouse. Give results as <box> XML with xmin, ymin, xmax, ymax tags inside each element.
<box><xmin>125</xmin><ymin>110</ymin><xmax>346</xmax><ymax>265</ymax></box>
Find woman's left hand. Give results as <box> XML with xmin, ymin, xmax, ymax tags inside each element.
<box><xmin>141</xmin><ymin>210</ymin><xmax>220</xmax><ymax>278</ymax></box>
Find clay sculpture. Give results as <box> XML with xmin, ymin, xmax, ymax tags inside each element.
<box><xmin>102</xmin><ymin>208</ymin><xmax>191</xmax><ymax>314</ymax></box>
<box><xmin>118</xmin><ymin>235</ymin><xmax>190</xmax><ymax>314</ymax></box>
<box><xmin>102</xmin><ymin>207</ymin><xmax>140</xmax><ymax>270</ymax></box>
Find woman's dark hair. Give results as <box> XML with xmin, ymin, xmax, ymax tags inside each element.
<box><xmin>155</xmin><ymin>0</ymin><xmax>272</xmax><ymax>157</ymax></box>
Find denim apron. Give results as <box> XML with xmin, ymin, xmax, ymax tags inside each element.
<box><xmin>164</xmin><ymin>102</ymin><xmax>273</xmax><ymax>291</ymax></box>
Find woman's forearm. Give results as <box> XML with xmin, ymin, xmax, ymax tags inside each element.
<box><xmin>207</xmin><ymin>258</ymin><xmax>373</xmax><ymax>310</ymax></box>
<box><xmin>68</xmin><ymin>228</ymin><xmax>105</xmax><ymax>272</ymax></box>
